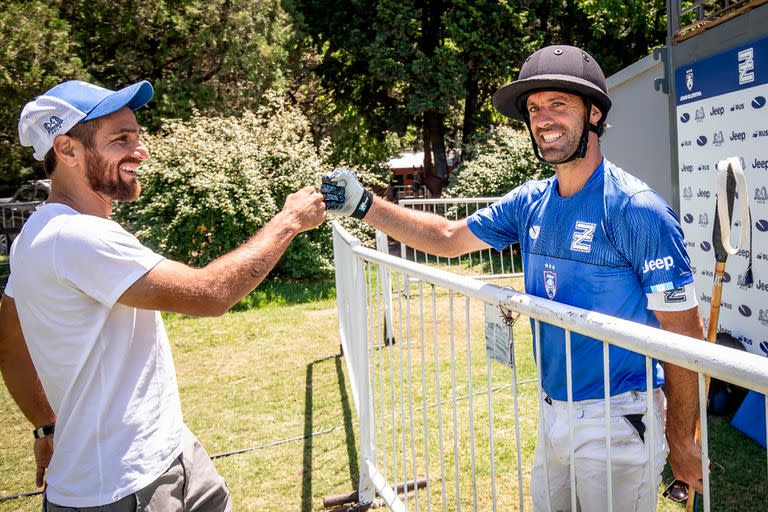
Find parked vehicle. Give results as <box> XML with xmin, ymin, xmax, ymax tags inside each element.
<box><xmin>0</xmin><ymin>179</ymin><xmax>50</xmax><ymax>256</ymax></box>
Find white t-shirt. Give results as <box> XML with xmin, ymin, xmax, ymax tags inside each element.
<box><xmin>6</xmin><ymin>203</ymin><xmax>183</xmax><ymax>507</ymax></box>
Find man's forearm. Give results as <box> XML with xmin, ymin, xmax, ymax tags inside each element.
<box><xmin>0</xmin><ymin>296</ymin><xmax>55</xmax><ymax>428</ymax></box>
<box><xmin>201</xmin><ymin>208</ymin><xmax>303</xmax><ymax>311</ymax></box>
<box><xmin>364</xmin><ymin>197</ymin><xmax>485</xmax><ymax>258</ymax></box>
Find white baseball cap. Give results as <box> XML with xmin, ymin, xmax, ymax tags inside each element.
<box><xmin>18</xmin><ymin>80</ymin><xmax>154</xmax><ymax>160</ymax></box>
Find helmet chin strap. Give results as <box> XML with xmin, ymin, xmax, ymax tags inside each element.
<box><xmin>524</xmin><ymin>98</ymin><xmax>602</xmax><ymax>165</ymax></box>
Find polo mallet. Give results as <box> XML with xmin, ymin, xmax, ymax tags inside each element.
<box><xmin>683</xmin><ymin>157</ymin><xmax>752</xmax><ymax>511</ymax></box>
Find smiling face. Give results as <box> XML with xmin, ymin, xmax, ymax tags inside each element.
<box><xmin>83</xmin><ymin>107</ymin><xmax>149</xmax><ymax>202</ymax></box>
<box><xmin>525</xmin><ymin>91</ymin><xmax>601</xmax><ymax>164</ymax></box>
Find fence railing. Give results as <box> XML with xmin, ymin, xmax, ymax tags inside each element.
<box><xmin>332</xmin><ymin>220</ymin><xmax>768</xmax><ymax>511</ymax></box>
<box><xmin>386</xmin><ymin>198</ymin><xmax>522</xmax><ymax>279</ymax></box>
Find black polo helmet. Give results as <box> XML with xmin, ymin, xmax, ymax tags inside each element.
<box><xmin>492</xmin><ymin>45</ymin><xmax>611</xmax><ymax>163</ymax></box>
<box><xmin>493</xmin><ymin>45</ymin><xmax>611</xmax><ymax>123</ymax></box>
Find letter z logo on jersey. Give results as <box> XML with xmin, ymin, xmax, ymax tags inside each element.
<box><xmin>570</xmin><ymin>221</ymin><xmax>596</xmax><ymax>253</ymax></box>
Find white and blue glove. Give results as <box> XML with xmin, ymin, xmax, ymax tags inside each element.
<box><xmin>321</xmin><ymin>167</ymin><xmax>374</xmax><ymax>219</ymax></box>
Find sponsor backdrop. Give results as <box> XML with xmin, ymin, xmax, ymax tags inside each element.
<box><xmin>676</xmin><ymin>35</ymin><xmax>768</xmax><ymax>356</ymax></box>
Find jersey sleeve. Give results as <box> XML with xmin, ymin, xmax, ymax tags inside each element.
<box><xmin>54</xmin><ymin>218</ymin><xmax>164</xmax><ymax>307</ymax></box>
<box><xmin>466</xmin><ymin>186</ymin><xmax>524</xmax><ymax>251</ymax></box>
<box><xmin>614</xmin><ymin>190</ymin><xmax>695</xmax><ymax>303</ymax></box>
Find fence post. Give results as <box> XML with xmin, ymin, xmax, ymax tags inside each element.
<box><xmin>375</xmin><ymin>230</ymin><xmax>395</xmax><ymax>344</ymax></box>
<box><xmin>352</xmin><ymin>249</ymin><xmax>376</xmax><ymax>503</ymax></box>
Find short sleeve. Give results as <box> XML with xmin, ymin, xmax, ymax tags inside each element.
<box><xmin>55</xmin><ymin>218</ymin><xmax>164</xmax><ymax>307</ymax></box>
<box><xmin>466</xmin><ymin>186</ymin><xmax>524</xmax><ymax>251</ymax></box>
<box><xmin>614</xmin><ymin>190</ymin><xmax>694</xmax><ymax>293</ymax></box>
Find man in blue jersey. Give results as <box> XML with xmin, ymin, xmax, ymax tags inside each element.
<box><xmin>322</xmin><ymin>45</ymin><xmax>705</xmax><ymax>510</ymax></box>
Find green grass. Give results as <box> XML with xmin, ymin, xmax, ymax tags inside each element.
<box><xmin>1</xmin><ymin>278</ymin><xmax>766</xmax><ymax>511</ymax></box>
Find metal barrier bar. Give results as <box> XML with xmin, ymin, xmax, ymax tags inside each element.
<box><xmin>332</xmin><ymin>221</ymin><xmax>768</xmax><ymax>511</ymax></box>
<box><xmin>391</xmin><ymin>197</ymin><xmax>523</xmax><ymax>280</ymax></box>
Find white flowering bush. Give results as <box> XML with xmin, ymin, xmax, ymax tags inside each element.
<box><xmin>444</xmin><ymin>126</ymin><xmax>552</xmax><ymax>198</ymax></box>
<box><xmin>116</xmin><ymin>96</ymin><xmax>336</xmax><ymax>278</ymax></box>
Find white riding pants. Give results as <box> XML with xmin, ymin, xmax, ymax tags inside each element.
<box><xmin>531</xmin><ymin>389</ymin><xmax>668</xmax><ymax>512</ymax></box>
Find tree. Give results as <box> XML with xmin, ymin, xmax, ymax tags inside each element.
<box><xmin>58</xmin><ymin>0</ymin><xmax>293</xmax><ymax>126</ymax></box>
<box><xmin>0</xmin><ymin>1</ymin><xmax>87</xmax><ymax>193</ymax></box>
<box><xmin>286</xmin><ymin>0</ymin><xmax>532</xmax><ymax>189</ymax></box>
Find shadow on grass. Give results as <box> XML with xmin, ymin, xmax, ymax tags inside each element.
<box><xmin>231</xmin><ymin>279</ymin><xmax>336</xmax><ymax>312</ymax></box>
<box><xmin>301</xmin><ymin>354</ymin><xmax>358</xmax><ymax>512</ymax></box>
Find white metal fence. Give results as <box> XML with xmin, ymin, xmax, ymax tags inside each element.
<box><xmin>394</xmin><ymin>198</ymin><xmax>522</xmax><ymax>279</ymax></box>
<box><xmin>332</xmin><ymin>220</ymin><xmax>768</xmax><ymax>511</ymax></box>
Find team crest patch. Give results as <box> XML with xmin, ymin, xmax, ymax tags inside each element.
<box><xmin>543</xmin><ymin>270</ymin><xmax>557</xmax><ymax>300</ymax></box>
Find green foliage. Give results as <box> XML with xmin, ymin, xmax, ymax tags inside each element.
<box><xmin>58</xmin><ymin>0</ymin><xmax>292</xmax><ymax>125</ymax></box>
<box><xmin>444</xmin><ymin>126</ymin><xmax>551</xmax><ymax>198</ymax></box>
<box><xmin>0</xmin><ymin>1</ymin><xmax>88</xmax><ymax>193</ymax></box>
<box><xmin>115</xmin><ymin>96</ymin><xmax>333</xmax><ymax>279</ymax></box>
<box><xmin>286</xmin><ymin>0</ymin><xmax>533</xmax><ymax>170</ymax></box>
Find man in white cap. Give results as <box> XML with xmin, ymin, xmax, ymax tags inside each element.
<box><xmin>322</xmin><ymin>45</ymin><xmax>705</xmax><ymax>510</ymax></box>
<box><xmin>0</xmin><ymin>80</ymin><xmax>326</xmax><ymax>511</ymax></box>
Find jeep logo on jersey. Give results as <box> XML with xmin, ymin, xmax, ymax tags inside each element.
<box><xmin>642</xmin><ymin>256</ymin><xmax>674</xmax><ymax>274</ymax></box>
<box><xmin>543</xmin><ymin>270</ymin><xmax>557</xmax><ymax>300</ymax></box>
<box><xmin>529</xmin><ymin>225</ymin><xmax>540</xmax><ymax>240</ymax></box>
<box><xmin>570</xmin><ymin>221</ymin><xmax>595</xmax><ymax>253</ymax></box>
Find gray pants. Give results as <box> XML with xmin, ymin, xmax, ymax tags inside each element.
<box><xmin>44</xmin><ymin>426</ymin><xmax>232</xmax><ymax>512</ymax></box>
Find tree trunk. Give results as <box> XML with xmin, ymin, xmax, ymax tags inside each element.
<box><xmin>425</xmin><ymin>111</ymin><xmax>448</xmax><ymax>180</ymax></box>
<box><xmin>419</xmin><ymin>0</ymin><xmax>449</xmax><ymax>188</ymax></box>
<box><xmin>461</xmin><ymin>55</ymin><xmax>479</xmax><ymax>160</ymax></box>
<box><xmin>422</xmin><ymin>123</ymin><xmax>434</xmax><ymax>176</ymax></box>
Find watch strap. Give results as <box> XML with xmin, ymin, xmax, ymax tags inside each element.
<box><xmin>33</xmin><ymin>423</ymin><xmax>55</xmax><ymax>439</ymax></box>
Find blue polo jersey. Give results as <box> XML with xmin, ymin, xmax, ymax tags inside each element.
<box><xmin>467</xmin><ymin>159</ymin><xmax>694</xmax><ymax>401</ymax></box>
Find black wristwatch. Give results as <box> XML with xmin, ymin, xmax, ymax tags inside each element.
<box><xmin>33</xmin><ymin>423</ymin><xmax>55</xmax><ymax>439</ymax></box>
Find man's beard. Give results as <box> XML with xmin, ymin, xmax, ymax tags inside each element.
<box><xmin>535</xmin><ymin>124</ymin><xmax>584</xmax><ymax>164</ymax></box>
<box><xmin>85</xmin><ymin>150</ymin><xmax>141</xmax><ymax>202</ymax></box>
